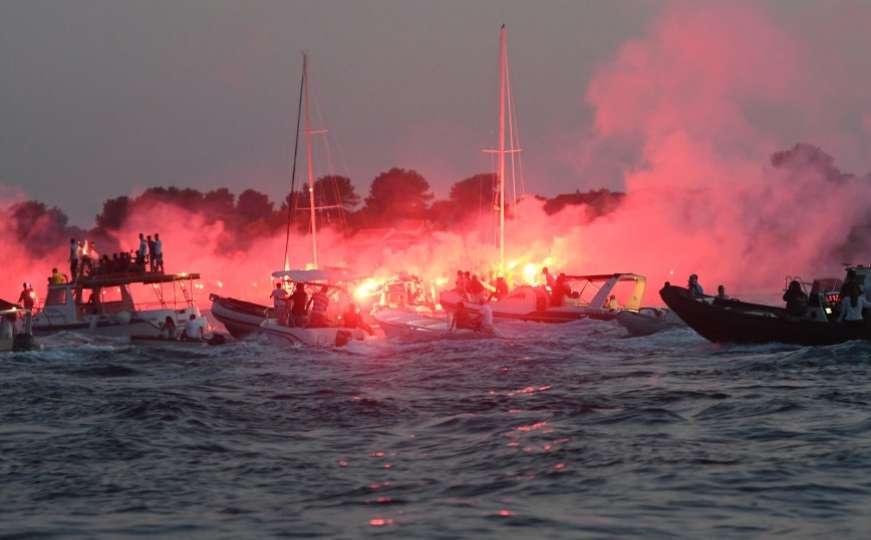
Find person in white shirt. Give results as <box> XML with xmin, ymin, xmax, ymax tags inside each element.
<box><xmin>154</xmin><ymin>234</ymin><xmax>163</xmax><ymax>273</ymax></box>
<box><xmin>270</xmin><ymin>282</ymin><xmax>289</xmax><ymax>323</ymax></box>
<box><xmin>183</xmin><ymin>314</ymin><xmax>203</xmax><ymax>340</ymax></box>
<box><xmin>837</xmin><ymin>290</ymin><xmax>867</xmax><ymax>323</ymax></box>
<box><xmin>480</xmin><ymin>303</ymin><xmax>495</xmax><ymax>335</ymax></box>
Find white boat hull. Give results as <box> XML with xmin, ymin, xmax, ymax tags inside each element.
<box><xmin>373</xmin><ymin>308</ymin><xmax>495</xmax><ymax>341</ymax></box>
<box><xmin>260</xmin><ymin>319</ymin><xmax>365</xmax><ymax>348</ymax></box>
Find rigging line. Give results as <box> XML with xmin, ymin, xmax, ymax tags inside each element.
<box><xmin>283</xmin><ymin>53</ymin><xmax>306</xmax><ymax>270</ymax></box>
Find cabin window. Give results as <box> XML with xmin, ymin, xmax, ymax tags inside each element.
<box><xmin>45</xmin><ymin>287</ymin><xmax>68</xmax><ymax>306</ymax></box>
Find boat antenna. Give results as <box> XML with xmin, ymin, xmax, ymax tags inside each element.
<box><xmin>498</xmin><ymin>24</ymin><xmax>506</xmax><ymax>274</ymax></box>
<box><xmin>303</xmin><ymin>53</ymin><xmax>319</xmax><ymax>268</ymax></box>
<box><xmin>283</xmin><ymin>52</ymin><xmax>306</xmax><ymax>271</ymax></box>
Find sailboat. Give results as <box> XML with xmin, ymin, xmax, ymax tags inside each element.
<box><xmin>211</xmin><ymin>53</ymin><xmax>366</xmax><ymax>346</ymax></box>
<box><xmin>436</xmin><ymin>25</ymin><xmax>648</xmax><ymax>324</ymax></box>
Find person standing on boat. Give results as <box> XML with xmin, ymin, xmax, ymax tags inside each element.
<box><xmin>154</xmin><ymin>234</ymin><xmax>164</xmax><ymax>273</ymax></box>
<box><xmin>688</xmin><ymin>274</ymin><xmax>705</xmax><ymax>297</ymax></box>
<box><xmin>717</xmin><ymin>285</ymin><xmax>729</xmax><ymax>300</ymax></box>
<box><xmin>69</xmin><ymin>238</ymin><xmax>79</xmax><ymax>281</ymax></box>
<box><xmin>270</xmin><ymin>282</ymin><xmax>289</xmax><ymax>324</ymax></box>
<box><xmin>307</xmin><ymin>285</ymin><xmax>330</xmax><ymax>328</ymax></box>
<box><xmin>289</xmin><ymin>283</ymin><xmax>308</xmax><ymax>327</ymax></box>
<box><xmin>137</xmin><ymin>233</ymin><xmax>147</xmax><ymax>270</ymax></box>
<box><xmin>147</xmin><ymin>235</ymin><xmax>156</xmax><ymax>272</ymax></box>
<box><xmin>468</xmin><ymin>274</ymin><xmax>485</xmax><ymax>303</ymax></box>
<box><xmin>839</xmin><ymin>269</ymin><xmax>862</xmax><ymax>300</ymax></box>
<box><xmin>783</xmin><ymin>280</ymin><xmax>808</xmax><ymax>317</ymax></box>
<box><xmin>160</xmin><ymin>316</ymin><xmax>177</xmax><ymax>339</ymax></box>
<box><xmin>490</xmin><ymin>276</ymin><xmax>509</xmax><ymax>301</ymax></box>
<box><xmin>836</xmin><ymin>287</ymin><xmax>867</xmax><ymax>323</ymax></box>
<box><xmin>17</xmin><ymin>283</ymin><xmax>35</xmax><ymax>336</ymax></box>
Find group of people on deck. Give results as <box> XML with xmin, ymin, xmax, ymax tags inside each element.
<box><xmin>454</xmin><ymin>271</ymin><xmax>508</xmax><ymax>303</ymax></box>
<box><xmin>65</xmin><ymin>234</ymin><xmax>165</xmax><ymax>282</ymax></box>
<box><xmin>690</xmin><ymin>272</ymin><xmax>869</xmax><ymax>323</ymax></box>
<box><xmin>269</xmin><ymin>282</ymin><xmax>372</xmax><ymax>333</ymax></box>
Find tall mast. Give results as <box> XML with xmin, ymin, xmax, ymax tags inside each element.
<box><xmin>302</xmin><ymin>53</ymin><xmax>318</xmax><ymax>268</ymax></box>
<box><xmin>497</xmin><ymin>25</ymin><xmax>507</xmax><ymax>273</ymax></box>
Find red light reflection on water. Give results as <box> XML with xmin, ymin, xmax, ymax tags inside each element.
<box><xmin>369</xmin><ymin>518</ymin><xmax>394</xmax><ymax>527</ymax></box>
<box><xmin>497</xmin><ymin>509</ymin><xmax>516</xmax><ymax>517</ymax></box>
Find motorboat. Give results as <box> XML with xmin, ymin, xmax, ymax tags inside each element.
<box><xmin>258</xmin><ymin>268</ymin><xmax>369</xmax><ymax>348</ymax></box>
<box><xmin>31</xmin><ymin>272</ymin><xmax>207</xmax><ymax>338</ymax></box>
<box><xmin>616</xmin><ymin>307</ymin><xmax>685</xmax><ymax>337</ymax></box>
<box><xmin>439</xmin><ymin>273</ymin><xmax>646</xmax><ymax>324</ymax></box>
<box><xmin>659</xmin><ymin>267</ymin><xmax>870</xmax><ymax>345</ymax></box>
<box><xmin>210</xmin><ymin>294</ymin><xmax>272</xmax><ymax>338</ymax></box>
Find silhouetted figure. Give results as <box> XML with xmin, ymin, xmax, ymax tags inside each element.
<box><xmin>542</xmin><ymin>267</ymin><xmax>556</xmax><ymax>290</ymax></box>
<box><xmin>69</xmin><ymin>238</ymin><xmax>78</xmax><ymax>281</ymax></box>
<box><xmin>490</xmin><ymin>276</ymin><xmax>509</xmax><ymax>301</ymax></box>
<box><xmin>307</xmin><ymin>286</ymin><xmax>330</xmax><ymax>328</ymax></box>
<box><xmin>147</xmin><ymin>235</ymin><xmax>156</xmax><ymax>272</ymax></box>
<box><xmin>688</xmin><ymin>274</ymin><xmax>705</xmax><ymax>298</ymax></box>
<box><xmin>783</xmin><ymin>280</ymin><xmax>808</xmax><ymax>317</ymax></box>
<box><xmin>154</xmin><ymin>234</ymin><xmax>164</xmax><ymax>273</ymax></box>
<box><xmin>289</xmin><ymin>284</ymin><xmax>308</xmax><ymax>327</ymax></box>
<box><xmin>717</xmin><ymin>285</ymin><xmax>728</xmax><ymax>300</ymax></box>
<box><xmin>839</xmin><ymin>269</ymin><xmax>861</xmax><ymax>301</ymax></box>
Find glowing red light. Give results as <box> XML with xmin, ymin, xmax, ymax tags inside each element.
<box><xmin>369</xmin><ymin>518</ymin><xmax>394</xmax><ymax>527</ymax></box>
<box><xmin>498</xmin><ymin>509</ymin><xmax>515</xmax><ymax>517</ymax></box>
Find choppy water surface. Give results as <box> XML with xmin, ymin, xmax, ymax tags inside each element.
<box><xmin>3</xmin><ymin>320</ymin><xmax>871</xmax><ymax>538</ymax></box>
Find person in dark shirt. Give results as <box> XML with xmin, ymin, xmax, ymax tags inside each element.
<box><xmin>783</xmin><ymin>280</ymin><xmax>808</xmax><ymax>317</ymax></box>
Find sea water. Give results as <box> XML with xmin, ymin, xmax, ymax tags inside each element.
<box><xmin>2</xmin><ymin>320</ymin><xmax>871</xmax><ymax>538</ymax></box>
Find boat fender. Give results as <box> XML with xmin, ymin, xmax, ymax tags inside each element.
<box><xmin>116</xmin><ymin>311</ymin><xmax>132</xmax><ymax>325</ymax></box>
<box><xmin>335</xmin><ymin>330</ymin><xmax>352</xmax><ymax>347</ymax></box>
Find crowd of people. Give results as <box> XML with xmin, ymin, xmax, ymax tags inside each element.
<box><xmin>268</xmin><ymin>282</ymin><xmax>373</xmax><ymax>334</ymax></box>
<box><xmin>63</xmin><ymin>233</ymin><xmax>165</xmax><ymax>282</ymax></box>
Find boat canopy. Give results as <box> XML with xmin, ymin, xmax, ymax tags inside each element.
<box><xmin>564</xmin><ymin>273</ymin><xmax>646</xmax><ymax>312</ymax></box>
<box><xmin>0</xmin><ymin>298</ymin><xmax>20</xmax><ymax>316</ymax></box>
<box><xmin>271</xmin><ymin>268</ymin><xmax>356</xmax><ymax>283</ymax></box>
<box><xmin>70</xmin><ymin>273</ymin><xmax>201</xmax><ymax>288</ymax></box>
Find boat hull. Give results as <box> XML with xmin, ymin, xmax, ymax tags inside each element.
<box><xmin>260</xmin><ymin>319</ymin><xmax>365</xmax><ymax>348</ymax></box>
<box><xmin>439</xmin><ymin>289</ymin><xmax>615</xmax><ymax>323</ymax></box>
<box><xmin>373</xmin><ymin>308</ymin><xmax>491</xmax><ymax>341</ymax></box>
<box><xmin>616</xmin><ymin>308</ymin><xmax>685</xmax><ymax>337</ymax></box>
<box><xmin>660</xmin><ymin>284</ymin><xmax>871</xmax><ymax>345</ymax></box>
<box><xmin>210</xmin><ymin>295</ymin><xmax>271</xmax><ymax>338</ymax></box>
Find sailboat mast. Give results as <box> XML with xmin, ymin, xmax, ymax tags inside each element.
<box><xmin>302</xmin><ymin>53</ymin><xmax>318</xmax><ymax>268</ymax></box>
<box><xmin>498</xmin><ymin>25</ymin><xmax>507</xmax><ymax>273</ymax></box>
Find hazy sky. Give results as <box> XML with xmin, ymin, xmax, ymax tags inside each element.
<box><xmin>1</xmin><ymin>1</ymin><xmax>869</xmax><ymax>226</ymax></box>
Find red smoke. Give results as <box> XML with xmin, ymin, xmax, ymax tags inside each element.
<box><xmin>3</xmin><ymin>2</ymin><xmax>870</xmax><ymax>307</ymax></box>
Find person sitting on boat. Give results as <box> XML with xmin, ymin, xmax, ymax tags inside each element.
<box><xmin>688</xmin><ymin>274</ymin><xmax>705</xmax><ymax>298</ymax></box>
<box><xmin>836</xmin><ymin>287</ymin><xmax>867</xmax><ymax>324</ymax></box>
<box><xmin>270</xmin><ymin>282</ymin><xmax>289</xmax><ymax>324</ymax></box>
<box><xmin>606</xmin><ymin>294</ymin><xmax>620</xmax><ymax>311</ymax></box>
<box><xmin>783</xmin><ymin>280</ymin><xmax>808</xmax><ymax>317</ymax></box>
<box><xmin>342</xmin><ymin>303</ymin><xmax>373</xmax><ymax>335</ymax></box>
<box><xmin>289</xmin><ymin>283</ymin><xmax>308</xmax><ymax>327</ymax></box>
<box><xmin>717</xmin><ymin>284</ymin><xmax>729</xmax><ymax>300</ymax></box>
<box><xmin>69</xmin><ymin>238</ymin><xmax>79</xmax><ymax>282</ymax></box>
<box><xmin>50</xmin><ymin>268</ymin><xmax>67</xmax><ymax>285</ymax></box>
<box><xmin>182</xmin><ymin>314</ymin><xmax>204</xmax><ymax>341</ymax></box>
<box><xmin>160</xmin><ymin>316</ymin><xmax>177</xmax><ymax>339</ymax></box>
<box><xmin>154</xmin><ymin>233</ymin><xmax>164</xmax><ymax>273</ymax></box>
<box><xmin>307</xmin><ymin>285</ymin><xmax>331</xmax><ymax>328</ymax></box>
<box><xmin>449</xmin><ymin>301</ymin><xmax>480</xmax><ymax>332</ymax></box>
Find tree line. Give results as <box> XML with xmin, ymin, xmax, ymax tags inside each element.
<box><xmin>7</xmin><ymin>167</ymin><xmax>625</xmax><ymax>257</ymax></box>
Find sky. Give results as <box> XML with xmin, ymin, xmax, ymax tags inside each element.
<box><xmin>1</xmin><ymin>0</ymin><xmax>870</xmax><ymax>226</ymax></box>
